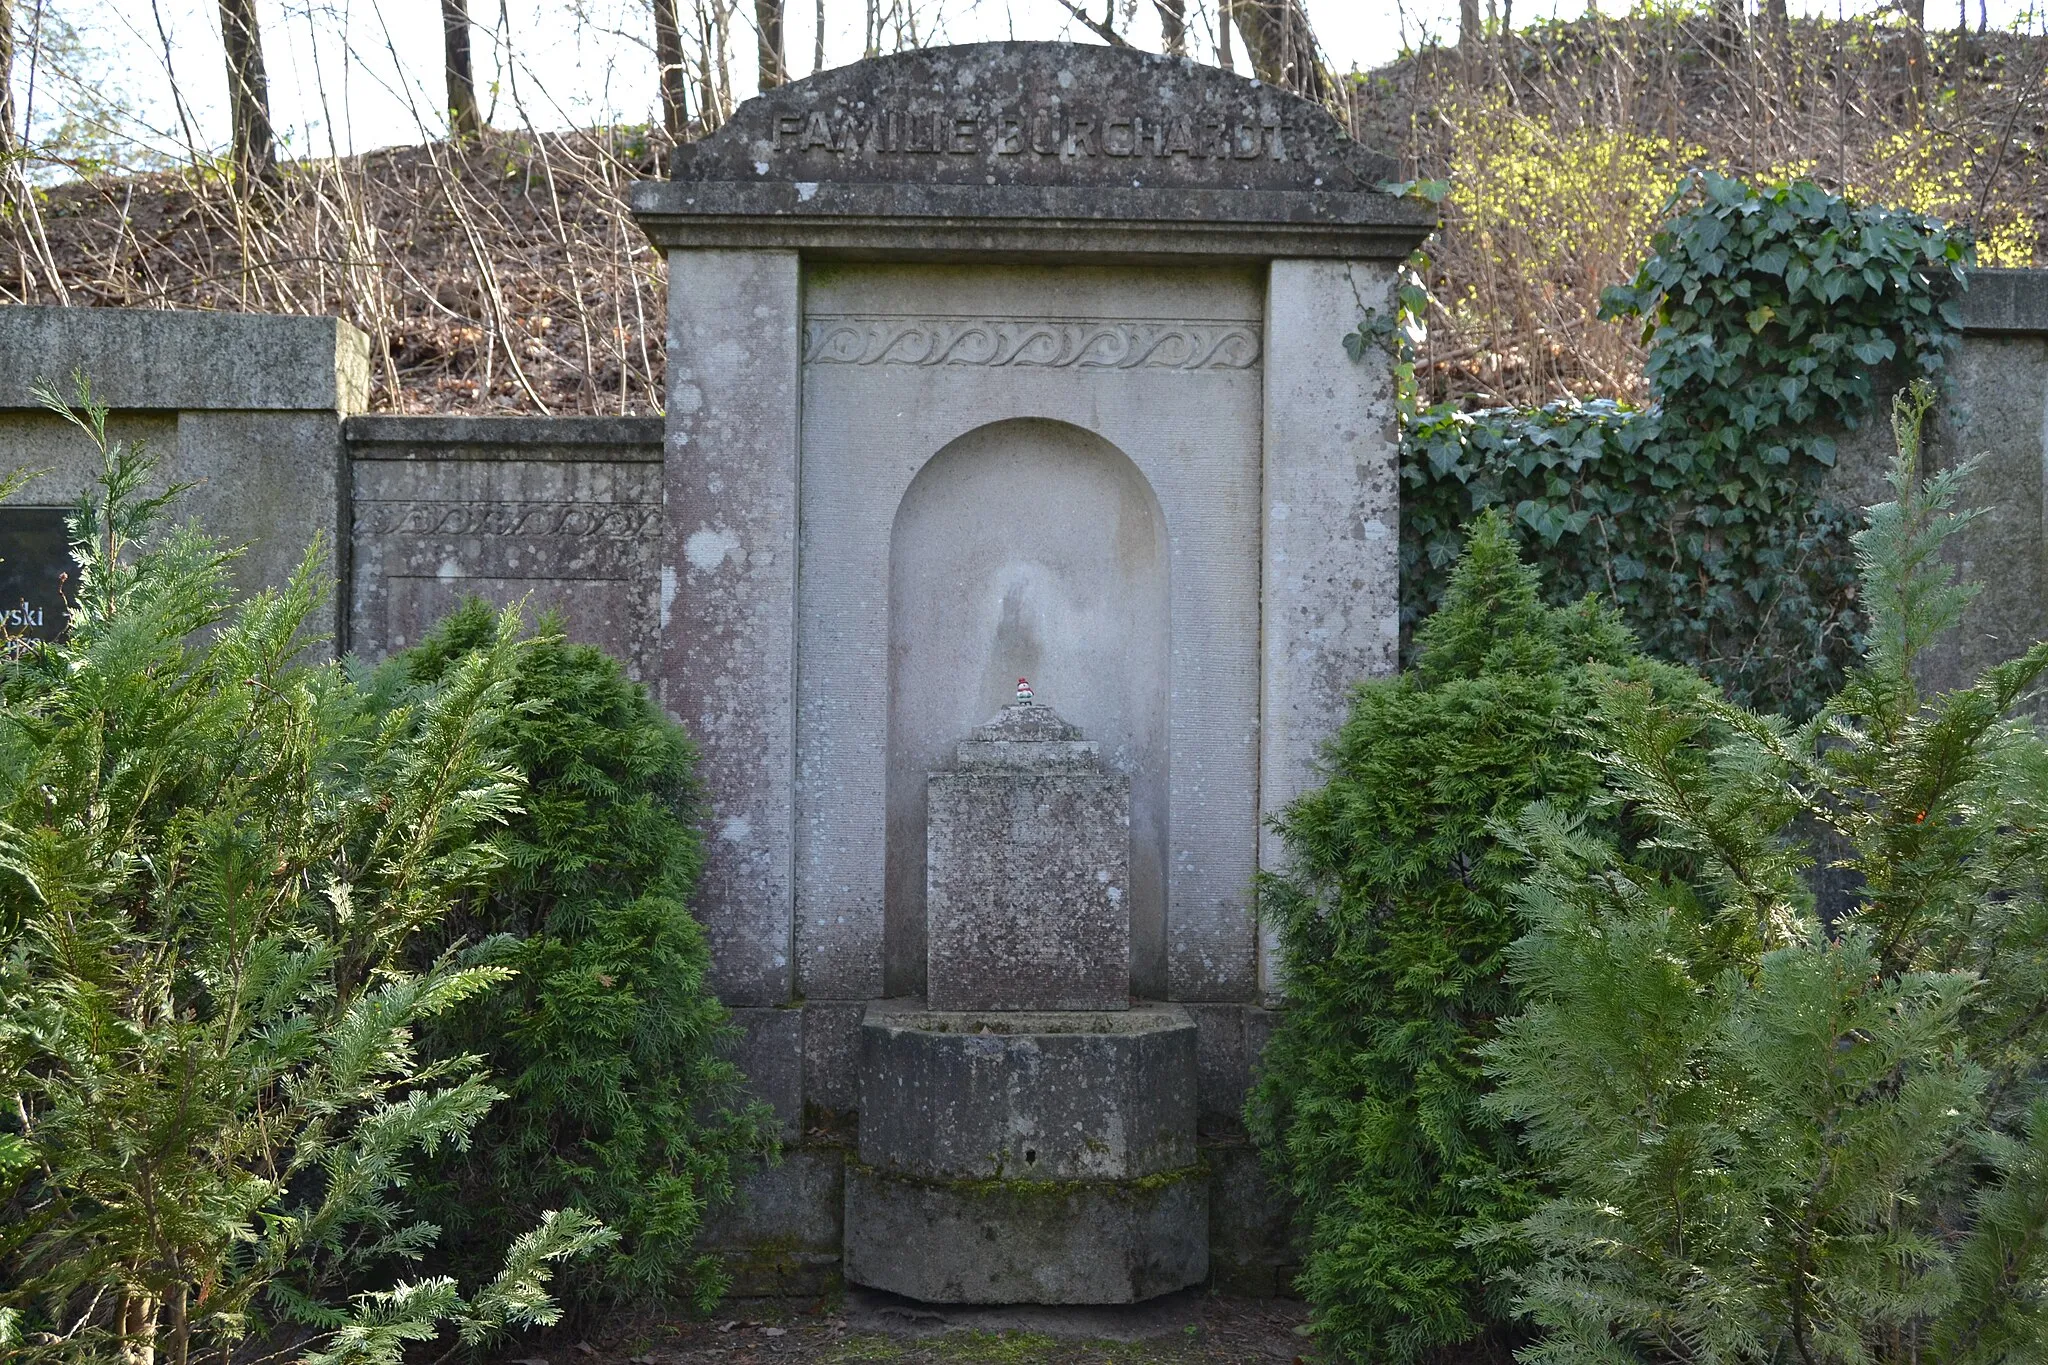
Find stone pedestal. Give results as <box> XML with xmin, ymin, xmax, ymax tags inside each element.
<box><xmin>846</xmin><ymin>1000</ymin><xmax>1206</xmax><ymax>1303</ymax></box>
<box><xmin>926</xmin><ymin>702</ymin><xmax>1129</xmax><ymax>1012</ymax></box>
<box><xmin>857</xmin><ymin>1000</ymin><xmax>1195</xmax><ymax>1179</ymax></box>
<box><xmin>846</xmin><ymin>701</ymin><xmax>1206</xmax><ymax>1304</ymax></box>
<box><xmin>844</xmin><ymin>1161</ymin><xmax>1207</xmax><ymax>1304</ymax></box>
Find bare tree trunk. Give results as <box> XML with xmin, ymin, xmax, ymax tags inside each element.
<box><xmin>814</xmin><ymin>0</ymin><xmax>826</xmax><ymax>72</ymax></box>
<box><xmin>655</xmin><ymin>0</ymin><xmax>689</xmax><ymax>140</ymax></box>
<box><xmin>1459</xmin><ymin>0</ymin><xmax>1483</xmax><ymax>51</ymax></box>
<box><xmin>1154</xmin><ymin>0</ymin><xmax>1187</xmax><ymax>55</ymax></box>
<box><xmin>118</xmin><ymin>1291</ymin><xmax>158</xmax><ymax>1365</ymax></box>
<box><xmin>1217</xmin><ymin>0</ymin><xmax>1236</xmax><ymax>70</ymax></box>
<box><xmin>1706</xmin><ymin>0</ymin><xmax>1744</xmax><ymax>64</ymax></box>
<box><xmin>1230</xmin><ymin>0</ymin><xmax>1329</xmax><ymax>99</ymax></box>
<box><xmin>0</xmin><ymin>0</ymin><xmax>14</xmax><ymax>161</ymax></box>
<box><xmin>1901</xmin><ymin>0</ymin><xmax>1927</xmax><ymax>114</ymax></box>
<box><xmin>218</xmin><ymin>0</ymin><xmax>275</xmax><ymax>181</ymax></box>
<box><xmin>755</xmin><ymin>0</ymin><xmax>785</xmax><ymax>89</ymax></box>
<box><xmin>714</xmin><ymin>0</ymin><xmax>733</xmax><ymax>118</ymax></box>
<box><xmin>442</xmin><ymin>0</ymin><xmax>481</xmax><ymax>138</ymax></box>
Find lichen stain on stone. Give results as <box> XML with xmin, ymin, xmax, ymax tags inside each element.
<box><xmin>685</xmin><ymin>526</ymin><xmax>743</xmax><ymax>572</ymax></box>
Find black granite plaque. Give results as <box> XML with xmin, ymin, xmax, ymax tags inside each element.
<box><xmin>0</xmin><ymin>507</ymin><xmax>73</xmax><ymax>640</ymax></box>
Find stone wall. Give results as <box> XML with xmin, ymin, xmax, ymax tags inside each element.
<box><xmin>0</xmin><ymin>306</ymin><xmax>367</xmax><ymax>646</ymax></box>
<box><xmin>1831</xmin><ymin>268</ymin><xmax>2048</xmax><ymax>696</ymax></box>
<box><xmin>344</xmin><ymin>416</ymin><xmax>665</xmax><ymax>677</ymax></box>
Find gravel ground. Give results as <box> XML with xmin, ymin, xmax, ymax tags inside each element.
<box><xmin>502</xmin><ymin>1288</ymin><xmax>1321</xmax><ymax>1365</ymax></box>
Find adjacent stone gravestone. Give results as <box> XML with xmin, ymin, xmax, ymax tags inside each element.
<box><xmin>0</xmin><ymin>507</ymin><xmax>72</xmax><ymax>640</ymax></box>
<box><xmin>633</xmin><ymin>40</ymin><xmax>1434</xmax><ymax>1297</ymax></box>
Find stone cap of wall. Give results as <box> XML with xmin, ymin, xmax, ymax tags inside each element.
<box><xmin>632</xmin><ymin>42</ymin><xmax>1435</xmax><ymax>261</ymax></box>
<box><xmin>1959</xmin><ymin>268</ymin><xmax>2048</xmax><ymax>335</ymax></box>
<box><xmin>0</xmin><ymin>307</ymin><xmax>369</xmax><ymax>413</ymax></box>
<box><xmin>345</xmin><ymin>415</ymin><xmax>665</xmax><ymax>461</ymax></box>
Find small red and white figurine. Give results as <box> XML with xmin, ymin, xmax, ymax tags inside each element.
<box><xmin>1015</xmin><ymin>677</ymin><xmax>1034</xmax><ymax>704</ymax></box>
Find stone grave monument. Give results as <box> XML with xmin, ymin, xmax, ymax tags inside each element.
<box><xmin>631</xmin><ymin>41</ymin><xmax>1433</xmax><ymax>1295</ymax></box>
<box><xmin>844</xmin><ymin>682</ymin><xmax>1203</xmax><ymax>1301</ymax></box>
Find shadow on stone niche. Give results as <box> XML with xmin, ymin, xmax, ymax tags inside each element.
<box><xmin>884</xmin><ymin>419</ymin><xmax>1169</xmax><ymax>1002</ymax></box>
<box><xmin>1204</xmin><ymin>1141</ymin><xmax>1305</xmax><ymax>1298</ymax></box>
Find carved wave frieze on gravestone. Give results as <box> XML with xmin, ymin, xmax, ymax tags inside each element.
<box><xmin>801</xmin><ymin>316</ymin><xmax>1262</xmax><ymax>370</ymax></box>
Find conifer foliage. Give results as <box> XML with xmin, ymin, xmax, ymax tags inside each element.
<box><xmin>0</xmin><ymin>382</ymin><xmax>610</xmax><ymax>1365</ymax></box>
<box><xmin>385</xmin><ymin>603</ymin><xmax>774</xmax><ymax>1312</ymax></box>
<box><xmin>1249</xmin><ymin>511</ymin><xmax>1697</xmax><ymax>1365</ymax></box>
<box><xmin>1485</xmin><ymin>381</ymin><xmax>2048</xmax><ymax>1365</ymax></box>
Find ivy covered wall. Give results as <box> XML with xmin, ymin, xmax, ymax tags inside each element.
<box><xmin>1381</xmin><ymin>174</ymin><xmax>1975</xmax><ymax>717</ymax></box>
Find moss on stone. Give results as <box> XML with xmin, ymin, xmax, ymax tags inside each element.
<box><xmin>850</xmin><ymin>1159</ymin><xmax>1207</xmax><ymax>1202</ymax></box>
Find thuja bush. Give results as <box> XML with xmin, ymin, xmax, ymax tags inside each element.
<box><xmin>384</xmin><ymin>603</ymin><xmax>774</xmax><ymax>1313</ymax></box>
<box><xmin>1397</xmin><ymin>173</ymin><xmax>1973</xmax><ymax>716</ymax></box>
<box><xmin>1248</xmin><ymin>510</ymin><xmax>1703</xmax><ymax>1365</ymax></box>
<box><xmin>1485</xmin><ymin>383</ymin><xmax>2048</xmax><ymax>1365</ymax></box>
<box><xmin>0</xmin><ymin>383</ymin><xmax>608</xmax><ymax>1365</ymax></box>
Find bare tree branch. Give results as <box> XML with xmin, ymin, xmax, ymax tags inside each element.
<box><xmin>1052</xmin><ymin>0</ymin><xmax>1133</xmax><ymax>49</ymax></box>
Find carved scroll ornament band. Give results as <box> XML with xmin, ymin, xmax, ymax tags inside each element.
<box><xmin>358</xmin><ymin>500</ymin><xmax>660</xmax><ymax>539</ymax></box>
<box><xmin>802</xmin><ymin>315</ymin><xmax>1262</xmax><ymax>371</ymax></box>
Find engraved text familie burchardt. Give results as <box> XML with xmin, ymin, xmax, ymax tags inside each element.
<box><xmin>764</xmin><ymin>107</ymin><xmax>1311</xmax><ymax>164</ymax></box>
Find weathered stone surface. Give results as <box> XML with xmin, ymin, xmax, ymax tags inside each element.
<box><xmin>1955</xmin><ymin>266</ymin><xmax>2048</xmax><ymax>333</ymax></box>
<box><xmin>724</xmin><ymin>1005</ymin><xmax>804</xmax><ymax>1140</ymax></box>
<box><xmin>699</xmin><ymin>1145</ymin><xmax>848</xmax><ymax>1296</ymax></box>
<box><xmin>346</xmin><ymin>418</ymin><xmax>664</xmax><ymax>677</ymax></box>
<box><xmin>1204</xmin><ymin>1139</ymin><xmax>1303</xmax><ymax>1297</ymax></box>
<box><xmin>857</xmin><ymin>999</ymin><xmax>1196</xmax><ymax>1181</ymax></box>
<box><xmin>1257</xmin><ymin>260</ymin><xmax>1402</xmax><ymax>1003</ymax></box>
<box><xmin>795</xmin><ymin>263</ymin><xmax>1263</xmax><ymax>1007</ymax></box>
<box><xmin>802</xmin><ymin>999</ymin><xmax>868</xmax><ymax>1136</ymax></box>
<box><xmin>345</xmin><ymin>414</ymin><xmax>663</xmax><ymax>453</ymax></box>
<box><xmin>632</xmin><ymin>44</ymin><xmax>1434</xmax><ymax>260</ymax></box>
<box><xmin>0</xmin><ymin>306</ymin><xmax>367</xmax><ymax>412</ymax></box>
<box><xmin>0</xmin><ymin>308</ymin><xmax>366</xmax><ymax>654</ymax></box>
<box><xmin>0</xmin><ymin>407</ymin><xmax>350</xmax><ymax>652</ymax></box>
<box><xmin>1829</xmin><ymin>315</ymin><xmax>2048</xmax><ymax>701</ymax></box>
<box><xmin>1183</xmin><ymin>1002</ymin><xmax>1250</xmax><ymax>1138</ymax></box>
<box><xmin>1245</xmin><ymin>1004</ymin><xmax>1282</xmax><ymax>1076</ymax></box>
<box><xmin>843</xmin><ymin>1162</ymin><xmax>1208</xmax><ymax>1304</ymax></box>
<box><xmin>665</xmin><ymin>249</ymin><xmax>802</xmax><ymax>1006</ymax></box>
<box><xmin>927</xmin><ymin>702</ymin><xmax>1130</xmax><ymax>1012</ymax></box>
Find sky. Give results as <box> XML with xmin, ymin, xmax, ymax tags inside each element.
<box><xmin>26</xmin><ymin>0</ymin><xmax>2048</xmax><ymax>169</ymax></box>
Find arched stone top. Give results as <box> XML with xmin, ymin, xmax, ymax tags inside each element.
<box><xmin>675</xmin><ymin>43</ymin><xmax>1386</xmax><ymax>192</ymax></box>
<box><xmin>631</xmin><ymin>42</ymin><xmax>1435</xmax><ymax>261</ymax></box>
<box><xmin>891</xmin><ymin>414</ymin><xmax>1166</xmax><ymax>538</ymax></box>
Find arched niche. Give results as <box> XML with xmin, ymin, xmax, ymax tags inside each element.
<box><xmin>884</xmin><ymin>418</ymin><xmax>1169</xmax><ymax>999</ymax></box>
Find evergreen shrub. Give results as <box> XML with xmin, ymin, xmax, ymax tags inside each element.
<box><xmin>0</xmin><ymin>383</ymin><xmax>608</xmax><ymax>1364</ymax></box>
<box><xmin>1248</xmin><ymin>509</ymin><xmax>1700</xmax><ymax>1365</ymax></box>
<box><xmin>1389</xmin><ymin>174</ymin><xmax>1973</xmax><ymax>716</ymax></box>
<box><xmin>383</xmin><ymin>603</ymin><xmax>775</xmax><ymax>1313</ymax></box>
<box><xmin>1485</xmin><ymin>383</ymin><xmax>2048</xmax><ymax>1365</ymax></box>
